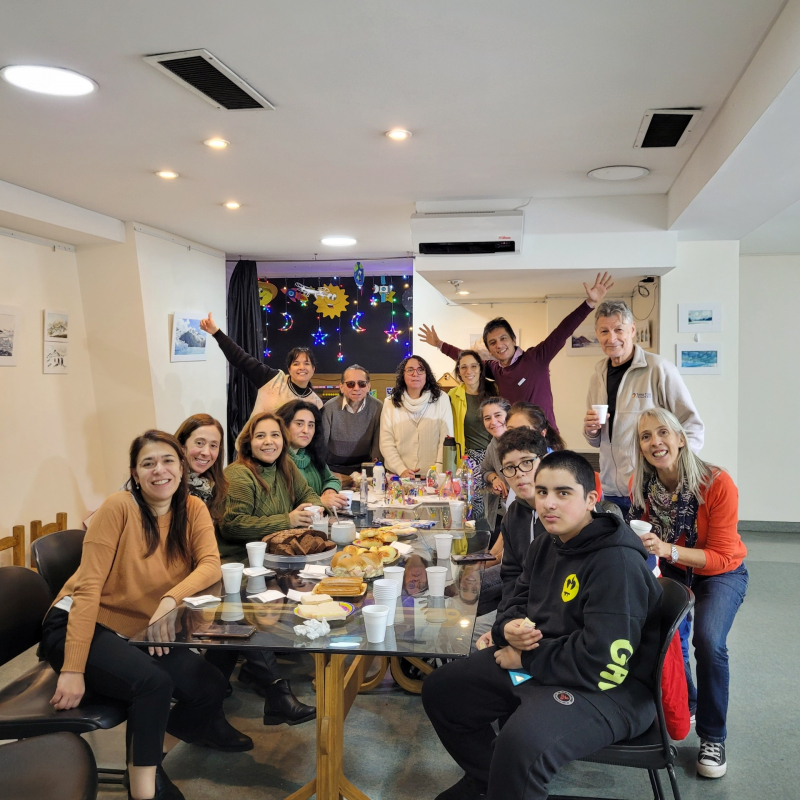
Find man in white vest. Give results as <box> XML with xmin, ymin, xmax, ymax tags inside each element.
<box><xmin>584</xmin><ymin>300</ymin><xmax>704</xmax><ymax>514</ymax></box>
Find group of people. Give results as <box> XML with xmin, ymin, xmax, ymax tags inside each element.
<box><xmin>39</xmin><ymin>273</ymin><xmax>747</xmax><ymax>800</ymax></box>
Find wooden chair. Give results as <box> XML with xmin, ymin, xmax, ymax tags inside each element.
<box><xmin>30</xmin><ymin>513</ymin><xmax>68</xmax><ymax>544</ymax></box>
<box><xmin>0</xmin><ymin>526</ymin><xmax>25</xmax><ymax>566</ymax></box>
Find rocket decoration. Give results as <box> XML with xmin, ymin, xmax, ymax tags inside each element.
<box><xmin>282</xmin><ymin>287</ymin><xmax>308</xmax><ymax>304</ymax></box>
<box><xmin>353</xmin><ymin>261</ymin><xmax>365</xmax><ymax>290</ymax></box>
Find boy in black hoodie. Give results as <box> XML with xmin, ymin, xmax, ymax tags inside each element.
<box><xmin>422</xmin><ymin>451</ymin><xmax>662</xmax><ymax>800</ymax></box>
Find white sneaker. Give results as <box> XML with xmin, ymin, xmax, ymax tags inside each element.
<box><xmin>697</xmin><ymin>739</ymin><xmax>726</xmax><ymax>778</ymax></box>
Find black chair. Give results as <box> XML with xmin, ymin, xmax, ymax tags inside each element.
<box><xmin>0</xmin><ymin>731</ymin><xmax>98</xmax><ymax>800</ymax></box>
<box><xmin>31</xmin><ymin>528</ymin><xmax>85</xmax><ymax>599</ymax></box>
<box><xmin>554</xmin><ymin>576</ymin><xmax>694</xmax><ymax>800</ymax></box>
<box><xmin>0</xmin><ymin>565</ymin><xmax>128</xmax><ymax>784</ymax></box>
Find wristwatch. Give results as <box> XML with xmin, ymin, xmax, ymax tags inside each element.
<box><xmin>670</xmin><ymin>545</ymin><xmax>679</xmax><ymax>564</ymax></box>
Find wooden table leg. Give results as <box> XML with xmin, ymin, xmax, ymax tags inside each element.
<box><xmin>286</xmin><ymin>653</ymin><xmax>375</xmax><ymax>800</ymax></box>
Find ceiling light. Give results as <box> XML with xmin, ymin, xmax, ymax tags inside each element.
<box><xmin>321</xmin><ymin>237</ymin><xmax>356</xmax><ymax>246</ymax></box>
<box><xmin>1</xmin><ymin>65</ymin><xmax>97</xmax><ymax>96</ymax></box>
<box><xmin>385</xmin><ymin>129</ymin><xmax>412</xmax><ymax>141</ymax></box>
<box><xmin>224</xmin><ymin>201</ymin><xmax>241</xmax><ymax>210</ymax></box>
<box><xmin>156</xmin><ymin>170</ymin><xmax>179</xmax><ymax>179</ymax></box>
<box><xmin>204</xmin><ymin>138</ymin><xmax>229</xmax><ymax>149</ymax></box>
<box><xmin>457</xmin><ymin>290</ymin><xmax>470</xmax><ymax>295</ymax></box>
<box><xmin>588</xmin><ymin>165</ymin><xmax>650</xmax><ymax>181</ymax></box>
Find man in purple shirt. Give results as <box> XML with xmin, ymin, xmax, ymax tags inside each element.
<box><xmin>418</xmin><ymin>273</ymin><xmax>613</xmax><ymax>430</ymax></box>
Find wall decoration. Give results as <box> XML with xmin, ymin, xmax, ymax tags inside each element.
<box><xmin>279</xmin><ymin>312</ymin><xmax>294</xmax><ymax>331</ymax></box>
<box><xmin>282</xmin><ymin>286</ymin><xmax>308</xmax><ymax>304</ymax></box>
<box><xmin>351</xmin><ymin>312</ymin><xmax>366</xmax><ymax>332</ymax></box>
<box><xmin>314</xmin><ymin>283</ymin><xmax>350</xmax><ymax>319</ymax></box>
<box><xmin>258</xmin><ymin>280</ymin><xmax>278</xmax><ymax>307</ymax></box>
<box><xmin>384</xmin><ymin>323</ymin><xmax>401</xmax><ymax>343</ymax></box>
<box><xmin>44</xmin><ymin>342</ymin><xmax>68</xmax><ymax>373</ymax></box>
<box><xmin>44</xmin><ymin>310</ymin><xmax>69</xmax><ymax>342</ymax></box>
<box><xmin>566</xmin><ymin>321</ymin><xmax>602</xmax><ymax>356</ymax></box>
<box><xmin>634</xmin><ymin>319</ymin><xmax>652</xmax><ymax>350</ymax></box>
<box><xmin>0</xmin><ymin>306</ymin><xmax>21</xmax><ymax>366</ymax></box>
<box><xmin>353</xmin><ymin>262</ymin><xmax>365</xmax><ymax>289</ymax></box>
<box><xmin>678</xmin><ymin>302</ymin><xmax>722</xmax><ymax>333</ymax></box>
<box><xmin>676</xmin><ymin>343</ymin><xmax>722</xmax><ymax>375</ymax></box>
<box><xmin>170</xmin><ymin>312</ymin><xmax>208</xmax><ymax>362</ymax></box>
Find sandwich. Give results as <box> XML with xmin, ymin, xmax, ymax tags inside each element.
<box><xmin>298</xmin><ymin>601</ymin><xmax>347</xmax><ymax>620</ymax></box>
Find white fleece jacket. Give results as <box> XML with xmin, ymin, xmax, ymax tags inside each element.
<box><xmin>584</xmin><ymin>345</ymin><xmax>704</xmax><ymax>496</ymax></box>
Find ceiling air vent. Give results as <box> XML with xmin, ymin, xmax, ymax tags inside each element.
<box><xmin>634</xmin><ymin>108</ymin><xmax>702</xmax><ymax>148</ymax></box>
<box><xmin>143</xmin><ymin>49</ymin><xmax>274</xmax><ymax>110</ymax></box>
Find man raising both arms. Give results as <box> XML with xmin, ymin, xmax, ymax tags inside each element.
<box><xmin>418</xmin><ymin>273</ymin><xmax>614</xmax><ymax>430</ymax></box>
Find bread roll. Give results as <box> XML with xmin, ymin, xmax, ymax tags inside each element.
<box><xmin>376</xmin><ymin>546</ymin><xmax>398</xmax><ymax>563</ymax></box>
<box><xmin>380</xmin><ymin>531</ymin><xmax>398</xmax><ymax>543</ymax></box>
<box><xmin>332</xmin><ymin>555</ymin><xmax>364</xmax><ymax>577</ymax></box>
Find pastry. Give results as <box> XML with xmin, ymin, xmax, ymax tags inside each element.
<box><xmin>314</xmin><ymin>577</ymin><xmax>366</xmax><ymax>597</ymax></box>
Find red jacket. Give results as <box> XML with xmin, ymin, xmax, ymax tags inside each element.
<box><xmin>661</xmin><ymin>633</ymin><xmax>690</xmax><ymax>740</ymax></box>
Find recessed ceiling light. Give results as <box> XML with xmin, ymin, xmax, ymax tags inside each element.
<box><xmin>385</xmin><ymin>129</ymin><xmax>412</xmax><ymax>141</ymax></box>
<box><xmin>156</xmin><ymin>170</ymin><xmax>179</xmax><ymax>179</ymax></box>
<box><xmin>1</xmin><ymin>65</ymin><xmax>97</xmax><ymax>96</ymax></box>
<box><xmin>321</xmin><ymin>237</ymin><xmax>356</xmax><ymax>246</ymax></box>
<box><xmin>588</xmin><ymin>165</ymin><xmax>650</xmax><ymax>181</ymax></box>
<box><xmin>204</xmin><ymin>138</ymin><xmax>229</xmax><ymax>149</ymax></box>
<box><xmin>224</xmin><ymin>201</ymin><xmax>241</xmax><ymax>210</ymax></box>
<box><xmin>457</xmin><ymin>290</ymin><xmax>470</xmax><ymax>295</ymax></box>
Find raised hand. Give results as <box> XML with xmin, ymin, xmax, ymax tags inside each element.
<box><xmin>418</xmin><ymin>323</ymin><xmax>442</xmax><ymax>349</ymax></box>
<box><xmin>583</xmin><ymin>272</ymin><xmax>614</xmax><ymax>308</ymax></box>
<box><xmin>199</xmin><ymin>312</ymin><xmax>220</xmax><ymax>335</ymax></box>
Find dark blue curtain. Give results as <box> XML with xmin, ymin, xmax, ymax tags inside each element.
<box><xmin>226</xmin><ymin>260</ymin><xmax>264</xmax><ymax>462</ymax></box>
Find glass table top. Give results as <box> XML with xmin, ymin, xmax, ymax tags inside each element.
<box><xmin>130</xmin><ymin>523</ymin><xmax>492</xmax><ymax>659</ymax></box>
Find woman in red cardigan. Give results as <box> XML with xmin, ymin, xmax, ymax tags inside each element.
<box><xmin>629</xmin><ymin>408</ymin><xmax>747</xmax><ymax>781</ymax></box>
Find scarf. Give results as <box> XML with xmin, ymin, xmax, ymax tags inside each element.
<box><xmin>400</xmin><ymin>390</ymin><xmax>433</xmax><ymax>419</ymax></box>
<box><xmin>630</xmin><ymin>473</ymin><xmax>699</xmax><ymax>585</ymax></box>
<box><xmin>187</xmin><ymin>471</ymin><xmax>214</xmax><ymax>505</ymax></box>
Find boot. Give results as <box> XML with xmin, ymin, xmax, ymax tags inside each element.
<box><xmin>193</xmin><ymin>707</ymin><xmax>254</xmax><ymax>752</ymax></box>
<box><xmin>127</xmin><ymin>764</ymin><xmax>185</xmax><ymax>800</ymax></box>
<box><xmin>262</xmin><ymin>679</ymin><xmax>316</xmax><ymax>726</ymax></box>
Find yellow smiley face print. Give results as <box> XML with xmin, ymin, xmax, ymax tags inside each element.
<box><xmin>561</xmin><ymin>574</ymin><xmax>580</xmax><ymax>602</ymax></box>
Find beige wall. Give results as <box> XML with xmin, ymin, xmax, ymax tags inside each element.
<box><xmin>739</xmin><ymin>254</ymin><xmax>799</xmax><ymax>522</ymax></box>
<box><xmin>0</xmin><ymin>236</ymin><xmax>107</xmax><ymax>565</ymax></box>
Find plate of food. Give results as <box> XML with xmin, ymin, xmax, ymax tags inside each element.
<box><xmin>353</xmin><ymin>528</ymin><xmax>398</xmax><ymax>546</ymax></box>
<box><xmin>312</xmin><ymin>577</ymin><xmax>368</xmax><ymax>598</ymax></box>
<box><xmin>261</xmin><ymin>528</ymin><xmax>337</xmax><ymax>569</ymax></box>
<box><xmin>294</xmin><ymin>601</ymin><xmax>355</xmax><ymax>622</ymax></box>
<box><xmin>328</xmin><ymin>547</ymin><xmax>399</xmax><ymax>580</ymax></box>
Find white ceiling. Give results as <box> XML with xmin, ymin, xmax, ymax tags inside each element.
<box><xmin>0</xmin><ymin>0</ymin><xmax>787</xmax><ymax>258</ymax></box>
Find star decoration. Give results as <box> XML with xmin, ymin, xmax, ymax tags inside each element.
<box><xmin>336</xmin><ymin>351</ymin><xmax>344</xmax><ymax>362</ymax></box>
<box><xmin>384</xmin><ymin>324</ymin><xmax>401</xmax><ymax>343</ymax></box>
<box><xmin>312</xmin><ymin>328</ymin><xmax>328</xmax><ymax>346</ymax></box>
<box><xmin>263</xmin><ymin>348</ymin><xmax>272</xmax><ymax>358</ymax></box>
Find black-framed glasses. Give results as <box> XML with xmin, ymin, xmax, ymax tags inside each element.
<box><xmin>404</xmin><ymin>367</ymin><xmax>426</xmax><ymax>375</ymax></box>
<box><xmin>344</xmin><ymin>380</ymin><xmax>368</xmax><ymax>389</ymax></box>
<box><xmin>500</xmin><ymin>457</ymin><xmax>539</xmax><ymax>479</ymax></box>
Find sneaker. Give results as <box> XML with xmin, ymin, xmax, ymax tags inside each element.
<box><xmin>697</xmin><ymin>739</ymin><xmax>726</xmax><ymax>778</ymax></box>
<box><xmin>434</xmin><ymin>774</ymin><xmax>487</xmax><ymax>800</ymax></box>
<box><xmin>689</xmin><ymin>713</ymin><xmax>696</xmax><ymax>726</ymax></box>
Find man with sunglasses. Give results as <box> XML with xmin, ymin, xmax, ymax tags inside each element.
<box><xmin>321</xmin><ymin>364</ymin><xmax>383</xmax><ymax>479</ymax></box>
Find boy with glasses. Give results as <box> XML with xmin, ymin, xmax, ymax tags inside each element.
<box><xmin>321</xmin><ymin>364</ymin><xmax>383</xmax><ymax>478</ymax></box>
<box><xmin>423</xmin><ymin>450</ymin><xmax>662</xmax><ymax>800</ymax></box>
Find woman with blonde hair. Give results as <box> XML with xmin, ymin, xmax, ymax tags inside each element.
<box><xmin>629</xmin><ymin>407</ymin><xmax>747</xmax><ymax>780</ymax></box>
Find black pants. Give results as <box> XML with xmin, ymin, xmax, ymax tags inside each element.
<box><xmin>41</xmin><ymin>608</ymin><xmax>226</xmax><ymax>767</ymax></box>
<box><xmin>204</xmin><ymin>648</ymin><xmax>280</xmax><ymax>685</ymax></box>
<box><xmin>422</xmin><ymin>648</ymin><xmax>616</xmax><ymax>800</ymax></box>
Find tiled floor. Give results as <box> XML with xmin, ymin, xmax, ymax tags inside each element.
<box><xmin>1</xmin><ymin>530</ymin><xmax>797</xmax><ymax>799</ymax></box>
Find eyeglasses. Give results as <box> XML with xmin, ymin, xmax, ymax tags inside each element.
<box><xmin>500</xmin><ymin>457</ymin><xmax>539</xmax><ymax>479</ymax></box>
<box><xmin>404</xmin><ymin>367</ymin><xmax>426</xmax><ymax>376</ymax></box>
<box><xmin>344</xmin><ymin>380</ymin><xmax>368</xmax><ymax>389</ymax></box>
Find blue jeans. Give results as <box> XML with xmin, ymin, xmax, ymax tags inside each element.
<box><xmin>604</xmin><ymin>495</ymin><xmax>631</xmax><ymax>515</ymax></box>
<box><xmin>661</xmin><ymin>561</ymin><xmax>748</xmax><ymax>743</ymax></box>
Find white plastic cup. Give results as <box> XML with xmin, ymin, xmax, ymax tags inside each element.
<box><xmin>426</xmin><ymin>566</ymin><xmax>448</xmax><ymax>597</ymax></box>
<box><xmin>630</xmin><ymin>520</ymin><xmax>652</xmax><ymax>538</ymax></box>
<box><xmin>383</xmin><ymin>566</ymin><xmax>404</xmax><ymax>591</ymax></box>
<box><xmin>373</xmin><ymin>579</ymin><xmax>399</xmax><ymax>626</ymax></box>
<box><xmin>221</xmin><ymin>593</ymin><xmax>244</xmax><ymax>622</ymax></box>
<box><xmin>246</xmin><ymin>542</ymin><xmax>267</xmax><ymax>568</ymax></box>
<box><xmin>311</xmin><ymin>518</ymin><xmax>329</xmax><ymax>536</ymax></box>
<box><xmin>434</xmin><ymin>533</ymin><xmax>453</xmax><ymax>560</ymax></box>
<box><xmin>448</xmin><ymin>501</ymin><xmax>465</xmax><ymax>528</ymax></box>
<box><xmin>246</xmin><ymin>575</ymin><xmax>267</xmax><ymax>595</ymax></box>
<box><xmin>340</xmin><ymin>490</ymin><xmax>354</xmax><ymax>510</ymax></box>
<box><xmin>592</xmin><ymin>404</ymin><xmax>609</xmax><ymax>425</ymax></box>
<box><xmin>363</xmin><ymin>605</ymin><xmax>390</xmax><ymax>643</ymax></box>
<box><xmin>221</xmin><ymin>563</ymin><xmax>244</xmax><ymax>594</ymax></box>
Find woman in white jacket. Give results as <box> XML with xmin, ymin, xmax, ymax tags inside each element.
<box><xmin>380</xmin><ymin>355</ymin><xmax>454</xmax><ymax>478</ymax></box>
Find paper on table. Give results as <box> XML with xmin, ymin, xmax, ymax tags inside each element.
<box><xmin>393</xmin><ymin>541</ymin><xmax>413</xmax><ymax>556</ymax></box>
<box><xmin>243</xmin><ymin>566</ymin><xmax>275</xmax><ymax>577</ymax></box>
<box><xmin>183</xmin><ymin>595</ymin><xmax>221</xmax><ymax>607</ymax></box>
<box><xmin>298</xmin><ymin>564</ymin><xmax>328</xmax><ymax>577</ymax></box>
<box><xmin>246</xmin><ymin>589</ymin><xmax>286</xmax><ymax>603</ymax></box>
<box><xmin>286</xmin><ymin>589</ymin><xmax>304</xmax><ymax>602</ymax></box>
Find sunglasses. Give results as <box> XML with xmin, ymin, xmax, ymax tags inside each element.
<box><xmin>344</xmin><ymin>380</ymin><xmax>369</xmax><ymax>389</ymax></box>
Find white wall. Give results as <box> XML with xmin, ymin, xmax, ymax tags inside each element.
<box><xmin>739</xmin><ymin>255</ymin><xmax>800</xmax><ymax>522</ymax></box>
<box><xmin>0</xmin><ymin>236</ymin><xmax>107</xmax><ymax>564</ymax></box>
<box><xmin>134</xmin><ymin>229</ymin><xmax>227</xmax><ymax>438</ymax></box>
<box><xmin>660</xmin><ymin>241</ymin><xmax>740</xmax><ymax>480</ymax></box>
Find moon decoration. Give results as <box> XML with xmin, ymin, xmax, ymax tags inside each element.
<box><xmin>351</xmin><ymin>312</ymin><xmax>366</xmax><ymax>332</ymax></box>
<box><xmin>279</xmin><ymin>312</ymin><xmax>294</xmax><ymax>332</ymax></box>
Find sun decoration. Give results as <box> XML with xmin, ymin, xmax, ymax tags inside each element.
<box><xmin>314</xmin><ymin>283</ymin><xmax>350</xmax><ymax>319</ymax></box>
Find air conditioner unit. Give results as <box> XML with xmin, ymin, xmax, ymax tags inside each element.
<box><xmin>411</xmin><ymin>210</ymin><xmax>524</xmax><ymax>255</ymax></box>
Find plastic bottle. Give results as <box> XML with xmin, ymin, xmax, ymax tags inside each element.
<box><xmin>360</xmin><ymin>468</ymin><xmax>369</xmax><ymax>511</ymax></box>
<box><xmin>373</xmin><ymin>462</ymin><xmax>386</xmax><ymax>498</ymax></box>
<box><xmin>390</xmin><ymin>475</ymin><xmax>402</xmax><ymax>504</ymax></box>
<box><xmin>425</xmin><ymin>465</ymin><xmax>438</xmax><ymax>492</ymax></box>
<box><xmin>441</xmin><ymin>470</ymin><xmax>460</xmax><ymax>499</ymax></box>
<box><xmin>457</xmin><ymin>456</ymin><xmax>474</xmax><ymax>505</ymax></box>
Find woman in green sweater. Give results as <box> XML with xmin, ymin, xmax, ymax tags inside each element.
<box><xmin>276</xmin><ymin>399</ymin><xmax>348</xmax><ymax>512</ymax></box>
<box><xmin>213</xmin><ymin>411</ymin><xmax>320</xmax><ymax>726</ymax></box>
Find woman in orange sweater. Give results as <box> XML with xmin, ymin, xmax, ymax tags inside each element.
<box><xmin>629</xmin><ymin>408</ymin><xmax>747</xmax><ymax>781</ymax></box>
<box><xmin>40</xmin><ymin>430</ymin><xmax>246</xmax><ymax>800</ymax></box>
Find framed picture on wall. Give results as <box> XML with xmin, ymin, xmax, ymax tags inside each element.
<box><xmin>676</xmin><ymin>343</ymin><xmax>722</xmax><ymax>375</ymax></box>
<box><xmin>678</xmin><ymin>302</ymin><xmax>722</xmax><ymax>333</ymax></box>
<box><xmin>170</xmin><ymin>312</ymin><xmax>208</xmax><ymax>362</ymax></box>
<box><xmin>44</xmin><ymin>342</ymin><xmax>68</xmax><ymax>374</ymax></box>
<box><xmin>43</xmin><ymin>310</ymin><xmax>69</xmax><ymax>342</ymax></box>
<box><xmin>0</xmin><ymin>305</ymin><xmax>21</xmax><ymax>366</ymax></box>
<box><xmin>566</xmin><ymin>321</ymin><xmax>602</xmax><ymax>356</ymax></box>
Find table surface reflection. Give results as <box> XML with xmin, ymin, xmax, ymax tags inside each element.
<box><xmin>130</xmin><ymin>521</ymin><xmax>491</xmax><ymax>659</ymax></box>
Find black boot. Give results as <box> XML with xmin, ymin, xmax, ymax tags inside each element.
<box><xmin>193</xmin><ymin>707</ymin><xmax>254</xmax><ymax>752</ymax></box>
<box><xmin>262</xmin><ymin>679</ymin><xmax>316</xmax><ymax>726</ymax></box>
<box><xmin>127</xmin><ymin>764</ymin><xmax>185</xmax><ymax>800</ymax></box>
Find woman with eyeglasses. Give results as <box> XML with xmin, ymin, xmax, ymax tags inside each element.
<box><xmin>199</xmin><ymin>312</ymin><xmax>323</xmax><ymax>415</ymax></box>
<box><xmin>275</xmin><ymin>399</ymin><xmax>349</xmax><ymax>512</ymax></box>
<box><xmin>379</xmin><ymin>355</ymin><xmax>454</xmax><ymax>478</ymax></box>
<box><xmin>320</xmin><ymin>364</ymin><xmax>383</xmax><ymax>478</ymax></box>
<box><xmin>449</xmin><ymin>350</ymin><xmax>497</xmax><ymax>519</ymax></box>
